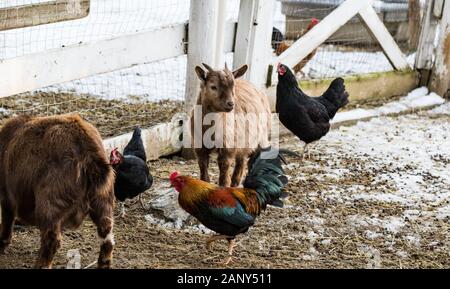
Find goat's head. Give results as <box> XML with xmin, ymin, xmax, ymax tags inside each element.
<box><xmin>195</xmin><ymin>63</ymin><xmax>248</xmax><ymax>113</ymax></box>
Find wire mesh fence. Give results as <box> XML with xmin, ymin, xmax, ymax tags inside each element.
<box><xmin>0</xmin><ymin>0</ymin><xmax>191</xmax><ymax>136</ymax></box>
<box><xmin>0</xmin><ymin>0</ymin><xmax>423</xmax><ymax>138</ymax></box>
<box><xmin>274</xmin><ymin>0</ymin><xmax>417</xmax><ymax>79</ymax></box>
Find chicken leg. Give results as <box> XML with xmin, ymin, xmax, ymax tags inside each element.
<box><xmin>205</xmin><ymin>234</ymin><xmax>228</xmax><ymax>251</ymax></box>
<box><xmin>114</xmin><ymin>202</ymin><xmax>126</xmax><ymax>219</ymax></box>
<box><xmin>223</xmin><ymin>239</ymin><xmax>237</xmax><ymax>265</ymax></box>
<box><xmin>302</xmin><ymin>143</ymin><xmax>309</xmax><ymax>160</ymax></box>
<box><xmin>205</xmin><ymin>235</ymin><xmax>237</xmax><ymax>265</ymax></box>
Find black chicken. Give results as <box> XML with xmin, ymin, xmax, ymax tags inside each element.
<box><xmin>272</xmin><ymin>27</ymin><xmax>285</xmax><ymax>51</ymax></box>
<box><xmin>276</xmin><ymin>63</ymin><xmax>349</xmax><ymax>157</ymax></box>
<box><xmin>110</xmin><ymin>127</ymin><xmax>153</xmax><ymax>217</ymax></box>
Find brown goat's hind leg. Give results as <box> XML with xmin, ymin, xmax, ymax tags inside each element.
<box><xmin>231</xmin><ymin>156</ymin><xmax>246</xmax><ymax>187</ymax></box>
<box><xmin>35</xmin><ymin>224</ymin><xmax>62</xmax><ymax>269</ymax></box>
<box><xmin>0</xmin><ymin>200</ymin><xmax>15</xmax><ymax>254</ymax></box>
<box><xmin>89</xmin><ymin>199</ymin><xmax>114</xmax><ymax>269</ymax></box>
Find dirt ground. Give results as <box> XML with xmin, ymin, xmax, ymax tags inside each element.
<box><xmin>0</xmin><ymin>91</ymin><xmax>183</xmax><ymax>137</ymax></box>
<box><xmin>0</xmin><ymin>91</ymin><xmax>402</xmax><ymax>139</ymax></box>
<box><xmin>0</xmin><ymin>102</ymin><xmax>448</xmax><ymax>269</ymax></box>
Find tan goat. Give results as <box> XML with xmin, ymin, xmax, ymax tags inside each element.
<box><xmin>190</xmin><ymin>63</ymin><xmax>271</xmax><ymax>187</ymax></box>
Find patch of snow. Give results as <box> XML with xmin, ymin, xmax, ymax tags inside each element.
<box><xmin>358</xmin><ymin>245</ymin><xmax>382</xmax><ymax>269</ymax></box>
<box><xmin>347</xmin><ymin>215</ymin><xmax>405</xmax><ymax>234</ymax></box>
<box><xmin>332</xmin><ymin>87</ymin><xmax>446</xmax><ymax>124</ymax></box>
<box><xmin>427</xmin><ymin>102</ymin><xmax>450</xmax><ymax>115</ymax></box>
<box><xmin>403</xmin><ymin>235</ymin><xmax>421</xmax><ymax>247</ymax></box>
<box><xmin>146</xmin><ymin>183</ymin><xmax>190</xmax><ymax>223</ymax></box>
<box><xmin>354</xmin><ymin>192</ymin><xmax>409</xmax><ymax>204</ymax></box>
<box><xmin>436</xmin><ymin>205</ymin><xmax>450</xmax><ymax>220</ymax></box>
<box><xmin>382</xmin><ymin>217</ymin><xmax>405</xmax><ymax>234</ymax></box>
<box><xmin>396</xmin><ymin>251</ymin><xmax>408</xmax><ymax>259</ymax></box>
<box><xmin>364</xmin><ymin>230</ymin><xmax>382</xmax><ymax>240</ymax></box>
<box><xmin>306</xmin><ymin>230</ymin><xmax>319</xmax><ymax>242</ymax></box>
<box><xmin>321</xmin><ymin>239</ymin><xmax>332</xmax><ymax>246</ymax></box>
<box><xmin>303</xmin><ymin>49</ymin><xmax>415</xmax><ymax>79</ymax></box>
<box><xmin>0</xmin><ymin>107</ymin><xmax>10</xmax><ymax>116</ymax></box>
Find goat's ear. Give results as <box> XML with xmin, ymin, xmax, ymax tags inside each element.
<box><xmin>195</xmin><ymin>66</ymin><xmax>207</xmax><ymax>83</ymax></box>
<box><xmin>232</xmin><ymin>64</ymin><xmax>248</xmax><ymax>79</ymax></box>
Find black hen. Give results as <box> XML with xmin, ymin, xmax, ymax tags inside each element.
<box><xmin>271</xmin><ymin>27</ymin><xmax>284</xmax><ymax>51</ymax></box>
<box><xmin>110</xmin><ymin>127</ymin><xmax>153</xmax><ymax>204</ymax></box>
<box><xmin>276</xmin><ymin>63</ymin><xmax>349</xmax><ymax>149</ymax></box>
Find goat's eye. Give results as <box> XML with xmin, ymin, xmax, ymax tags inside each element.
<box><xmin>211</xmin><ymin>86</ymin><xmax>217</xmax><ymax>91</ymax></box>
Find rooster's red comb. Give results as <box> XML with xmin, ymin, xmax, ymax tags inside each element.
<box><xmin>311</xmin><ymin>18</ymin><xmax>319</xmax><ymax>24</ymax></box>
<box><xmin>170</xmin><ymin>171</ymin><xmax>180</xmax><ymax>182</ymax></box>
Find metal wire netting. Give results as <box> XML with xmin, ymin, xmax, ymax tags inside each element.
<box><xmin>274</xmin><ymin>0</ymin><xmax>416</xmax><ymax>79</ymax></box>
<box><xmin>0</xmin><ymin>0</ymin><xmax>421</xmax><ymax>138</ymax></box>
<box><xmin>0</xmin><ymin>0</ymin><xmax>243</xmax><ymax>137</ymax></box>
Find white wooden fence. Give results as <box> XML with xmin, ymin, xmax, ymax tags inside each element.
<box><xmin>0</xmin><ymin>0</ymin><xmax>448</xmax><ymax>159</ymax></box>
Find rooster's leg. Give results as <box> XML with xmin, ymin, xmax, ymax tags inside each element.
<box><xmin>114</xmin><ymin>202</ymin><xmax>126</xmax><ymax>219</ymax></box>
<box><xmin>205</xmin><ymin>234</ymin><xmax>228</xmax><ymax>251</ymax></box>
<box><xmin>302</xmin><ymin>143</ymin><xmax>309</xmax><ymax>160</ymax></box>
<box><xmin>120</xmin><ymin>203</ymin><xmax>126</xmax><ymax>218</ymax></box>
<box><xmin>223</xmin><ymin>239</ymin><xmax>237</xmax><ymax>265</ymax></box>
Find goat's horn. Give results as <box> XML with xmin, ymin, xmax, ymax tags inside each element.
<box><xmin>202</xmin><ymin>63</ymin><xmax>214</xmax><ymax>73</ymax></box>
<box><xmin>224</xmin><ymin>62</ymin><xmax>229</xmax><ymax>71</ymax></box>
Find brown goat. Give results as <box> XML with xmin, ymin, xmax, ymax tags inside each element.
<box><xmin>190</xmin><ymin>63</ymin><xmax>271</xmax><ymax>187</ymax></box>
<box><xmin>0</xmin><ymin>114</ymin><xmax>115</xmax><ymax>269</ymax></box>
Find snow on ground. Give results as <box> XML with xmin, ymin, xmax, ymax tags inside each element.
<box><xmin>427</xmin><ymin>102</ymin><xmax>450</xmax><ymax>115</ymax></box>
<box><xmin>0</xmin><ymin>107</ymin><xmax>10</xmax><ymax>116</ymax></box>
<box><xmin>1</xmin><ymin>0</ymin><xmax>411</xmax><ymax>102</ymax></box>
<box><xmin>302</xmin><ymin>50</ymin><xmax>415</xmax><ymax>79</ymax></box>
<box><xmin>145</xmin><ymin>97</ymin><xmax>449</xmax><ymax>234</ymax></box>
<box><xmin>136</xmin><ymin>99</ymin><xmax>449</xmax><ymax>268</ymax></box>
<box><xmin>332</xmin><ymin>87</ymin><xmax>445</xmax><ymax>123</ymax></box>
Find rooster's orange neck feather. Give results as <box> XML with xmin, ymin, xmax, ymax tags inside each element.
<box><xmin>178</xmin><ymin>176</ymin><xmax>217</xmax><ymax>205</ymax></box>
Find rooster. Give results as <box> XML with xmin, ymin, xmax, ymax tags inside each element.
<box><xmin>276</xmin><ymin>18</ymin><xmax>319</xmax><ymax>75</ymax></box>
<box><xmin>170</xmin><ymin>148</ymin><xmax>297</xmax><ymax>265</ymax></box>
<box><xmin>276</xmin><ymin>63</ymin><xmax>349</xmax><ymax>158</ymax></box>
<box><xmin>110</xmin><ymin>127</ymin><xmax>153</xmax><ymax>217</ymax></box>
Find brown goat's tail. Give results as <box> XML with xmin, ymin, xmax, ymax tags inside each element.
<box><xmin>81</xmin><ymin>153</ymin><xmax>115</xmax><ymax>208</ymax></box>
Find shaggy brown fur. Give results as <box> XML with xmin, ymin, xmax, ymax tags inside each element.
<box><xmin>0</xmin><ymin>114</ymin><xmax>115</xmax><ymax>269</ymax></box>
<box><xmin>191</xmin><ymin>63</ymin><xmax>271</xmax><ymax>187</ymax></box>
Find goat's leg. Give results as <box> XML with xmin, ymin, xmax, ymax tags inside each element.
<box><xmin>218</xmin><ymin>152</ymin><xmax>233</xmax><ymax>187</ymax></box>
<box><xmin>196</xmin><ymin>149</ymin><xmax>211</xmax><ymax>183</ymax></box>
<box><xmin>231</xmin><ymin>156</ymin><xmax>246</xmax><ymax>187</ymax></box>
<box><xmin>35</xmin><ymin>223</ymin><xmax>62</xmax><ymax>269</ymax></box>
<box><xmin>89</xmin><ymin>195</ymin><xmax>115</xmax><ymax>269</ymax></box>
<box><xmin>0</xmin><ymin>199</ymin><xmax>15</xmax><ymax>254</ymax></box>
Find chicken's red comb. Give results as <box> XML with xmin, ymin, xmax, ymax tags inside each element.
<box><xmin>170</xmin><ymin>171</ymin><xmax>180</xmax><ymax>182</ymax></box>
<box><xmin>306</xmin><ymin>18</ymin><xmax>319</xmax><ymax>30</ymax></box>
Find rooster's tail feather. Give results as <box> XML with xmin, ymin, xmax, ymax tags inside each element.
<box><xmin>244</xmin><ymin>147</ymin><xmax>297</xmax><ymax>209</ymax></box>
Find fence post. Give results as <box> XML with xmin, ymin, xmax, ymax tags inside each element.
<box><xmin>429</xmin><ymin>0</ymin><xmax>450</xmax><ymax>98</ymax></box>
<box><xmin>184</xmin><ymin>0</ymin><xmax>227</xmax><ymax>113</ymax></box>
<box><xmin>415</xmin><ymin>0</ymin><xmax>440</xmax><ymax>71</ymax></box>
<box><xmin>408</xmin><ymin>0</ymin><xmax>422</xmax><ymax>50</ymax></box>
<box><xmin>233</xmin><ymin>0</ymin><xmax>275</xmax><ymax>89</ymax></box>
<box><xmin>183</xmin><ymin>0</ymin><xmax>227</xmax><ymax>158</ymax></box>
